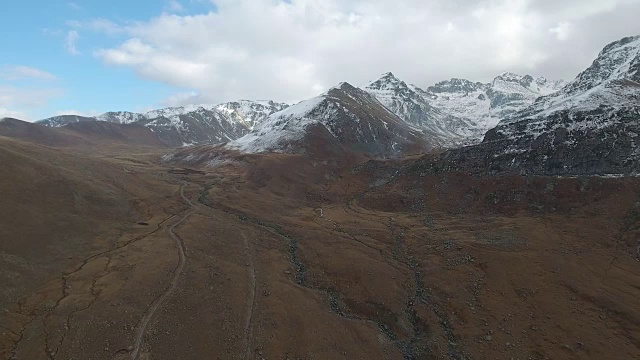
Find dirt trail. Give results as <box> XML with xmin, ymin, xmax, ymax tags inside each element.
<box><xmin>241</xmin><ymin>233</ymin><xmax>257</xmax><ymax>360</ymax></box>
<box><xmin>130</xmin><ymin>183</ymin><xmax>195</xmax><ymax>360</ymax></box>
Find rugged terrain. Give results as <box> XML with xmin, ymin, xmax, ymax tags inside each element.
<box><xmin>34</xmin><ymin>72</ymin><xmax>564</xmax><ymax>149</ymax></box>
<box><xmin>2</xmin><ymin>136</ymin><xmax>639</xmax><ymax>359</ymax></box>
<box><xmin>442</xmin><ymin>35</ymin><xmax>640</xmax><ymax>176</ymax></box>
<box><xmin>1</xmin><ymin>34</ymin><xmax>639</xmax><ymax>360</ymax></box>
<box><xmin>427</xmin><ymin>73</ymin><xmax>566</xmax><ymax>134</ymax></box>
<box><xmin>363</xmin><ymin>73</ymin><xmax>480</xmax><ymax>146</ymax></box>
<box><xmin>38</xmin><ymin>101</ymin><xmax>289</xmax><ymax>147</ymax></box>
<box><xmin>229</xmin><ymin>82</ymin><xmax>431</xmax><ymax>156</ymax></box>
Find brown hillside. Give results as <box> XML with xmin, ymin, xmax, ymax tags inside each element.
<box><xmin>1</xmin><ymin>141</ymin><xmax>639</xmax><ymax>359</ymax></box>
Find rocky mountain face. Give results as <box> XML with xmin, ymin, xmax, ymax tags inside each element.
<box><xmin>38</xmin><ymin>101</ymin><xmax>288</xmax><ymax>146</ymax></box>
<box><xmin>440</xmin><ymin>35</ymin><xmax>640</xmax><ymax>176</ymax></box>
<box><xmin>37</xmin><ymin>115</ymin><xmax>98</xmax><ymax>128</ymax></box>
<box><xmin>228</xmin><ymin>82</ymin><xmax>430</xmax><ymax>157</ymax></box>
<box><xmin>359</xmin><ymin>71</ymin><xmax>564</xmax><ymax>147</ymax></box>
<box><xmin>363</xmin><ymin>72</ymin><xmax>482</xmax><ymax>146</ymax></box>
<box><xmin>36</xmin><ymin>71</ymin><xmax>561</xmax><ymax>151</ymax></box>
<box><xmin>215</xmin><ymin>100</ymin><xmax>288</xmax><ymax>130</ymax></box>
<box><xmin>32</xmin><ymin>35</ymin><xmax>638</xmax><ymax>173</ymax></box>
<box><xmin>427</xmin><ymin>73</ymin><xmax>566</xmax><ymax>133</ymax></box>
<box><xmin>135</xmin><ymin>107</ymin><xmax>252</xmax><ymax>146</ymax></box>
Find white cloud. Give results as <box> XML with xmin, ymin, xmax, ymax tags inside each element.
<box><xmin>550</xmin><ymin>22</ymin><xmax>572</xmax><ymax>41</ymax></box>
<box><xmin>54</xmin><ymin>109</ymin><xmax>102</xmax><ymax>117</ymax></box>
<box><xmin>65</xmin><ymin>30</ymin><xmax>80</xmax><ymax>55</ymax></box>
<box><xmin>166</xmin><ymin>0</ymin><xmax>185</xmax><ymax>13</ymax></box>
<box><xmin>0</xmin><ymin>86</ymin><xmax>64</xmax><ymax>121</ymax></box>
<box><xmin>1</xmin><ymin>66</ymin><xmax>57</xmax><ymax>81</ymax></box>
<box><xmin>528</xmin><ymin>0</ymin><xmax>640</xmax><ymax>18</ymax></box>
<box><xmin>160</xmin><ymin>91</ymin><xmax>202</xmax><ymax>107</ymax></box>
<box><xmin>94</xmin><ymin>0</ymin><xmax>640</xmax><ymax>106</ymax></box>
<box><xmin>0</xmin><ymin>86</ymin><xmax>63</xmax><ymax>108</ymax></box>
<box><xmin>0</xmin><ymin>108</ymin><xmax>29</xmax><ymax>121</ymax></box>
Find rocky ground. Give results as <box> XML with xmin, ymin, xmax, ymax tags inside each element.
<box><xmin>1</xmin><ymin>145</ymin><xmax>639</xmax><ymax>359</ymax></box>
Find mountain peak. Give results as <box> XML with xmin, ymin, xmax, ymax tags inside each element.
<box><xmin>229</xmin><ymin>80</ymin><xmax>428</xmax><ymax>155</ymax></box>
<box><xmin>381</xmin><ymin>71</ymin><xmax>397</xmax><ymax>78</ymax></box>
<box><xmin>362</xmin><ymin>74</ymin><xmax>483</xmax><ymax>147</ymax></box>
<box><xmin>364</xmin><ymin>72</ymin><xmax>409</xmax><ymax>92</ymax></box>
<box><xmin>329</xmin><ymin>81</ymin><xmax>357</xmax><ymax>92</ymax></box>
<box><xmin>563</xmin><ymin>34</ymin><xmax>640</xmax><ymax>95</ymax></box>
<box><xmin>427</xmin><ymin>78</ymin><xmax>487</xmax><ymax>94</ymax></box>
<box><xmin>492</xmin><ymin>72</ymin><xmax>562</xmax><ymax>92</ymax></box>
<box><xmin>495</xmin><ymin>72</ymin><xmax>524</xmax><ymax>81</ymax></box>
<box><xmin>599</xmin><ymin>35</ymin><xmax>640</xmax><ymax>57</ymax></box>
<box><xmin>462</xmin><ymin>34</ymin><xmax>640</xmax><ymax>176</ymax></box>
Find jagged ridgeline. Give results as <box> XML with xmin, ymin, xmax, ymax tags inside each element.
<box><xmin>37</xmin><ymin>101</ymin><xmax>289</xmax><ymax>146</ymax></box>
<box><xmin>34</xmin><ymin>73</ymin><xmax>567</xmax><ymax>151</ymax></box>
<box><xmin>30</xmin><ymin>34</ymin><xmax>640</xmax><ymax>177</ymax></box>
<box><xmin>441</xmin><ymin>35</ymin><xmax>640</xmax><ymax>176</ymax></box>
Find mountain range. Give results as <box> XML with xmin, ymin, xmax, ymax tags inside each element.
<box><xmin>38</xmin><ymin>100</ymin><xmax>289</xmax><ymax>146</ymax></box>
<box><xmin>3</xmin><ymin>34</ymin><xmax>637</xmax><ymax>175</ymax></box>
<box><xmin>33</xmin><ymin>71</ymin><xmax>567</xmax><ymax>151</ymax></box>
<box><xmin>442</xmin><ymin>35</ymin><xmax>640</xmax><ymax>176</ymax></box>
<box><xmin>427</xmin><ymin>72</ymin><xmax>566</xmax><ymax>132</ymax></box>
<box><xmin>228</xmin><ymin>82</ymin><xmax>430</xmax><ymax>157</ymax></box>
<box><xmin>3</xmin><ymin>33</ymin><xmax>640</xmax><ymax>360</ymax></box>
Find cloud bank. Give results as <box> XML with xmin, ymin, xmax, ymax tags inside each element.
<box><xmin>93</xmin><ymin>0</ymin><xmax>640</xmax><ymax>106</ymax></box>
<box><xmin>0</xmin><ymin>66</ymin><xmax>57</xmax><ymax>81</ymax></box>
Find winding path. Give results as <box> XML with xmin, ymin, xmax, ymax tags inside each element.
<box><xmin>130</xmin><ymin>183</ymin><xmax>195</xmax><ymax>360</ymax></box>
<box><xmin>241</xmin><ymin>233</ymin><xmax>257</xmax><ymax>360</ymax></box>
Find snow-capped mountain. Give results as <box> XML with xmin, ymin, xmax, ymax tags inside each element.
<box><xmin>442</xmin><ymin>35</ymin><xmax>640</xmax><ymax>176</ymax></box>
<box><xmin>229</xmin><ymin>82</ymin><xmax>430</xmax><ymax>156</ymax></box>
<box><xmin>502</xmin><ymin>36</ymin><xmax>640</xmax><ymax>121</ymax></box>
<box><xmin>97</xmin><ymin>111</ymin><xmax>147</xmax><ymax>124</ymax></box>
<box><xmin>37</xmin><ymin>115</ymin><xmax>98</xmax><ymax>128</ymax></box>
<box><xmin>427</xmin><ymin>73</ymin><xmax>566</xmax><ymax>132</ymax></box>
<box><xmin>138</xmin><ymin>107</ymin><xmax>252</xmax><ymax>145</ymax></box>
<box><xmin>363</xmin><ymin>72</ymin><xmax>483</xmax><ymax>146</ymax></box>
<box><xmin>215</xmin><ymin>100</ymin><xmax>288</xmax><ymax>130</ymax></box>
<box><xmin>38</xmin><ymin>100</ymin><xmax>288</xmax><ymax>146</ymax></box>
<box><xmin>35</xmin><ymin>34</ymin><xmax>638</xmax><ymax>167</ymax></box>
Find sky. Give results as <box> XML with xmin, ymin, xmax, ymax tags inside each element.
<box><xmin>1</xmin><ymin>0</ymin><xmax>639</xmax><ymax>121</ymax></box>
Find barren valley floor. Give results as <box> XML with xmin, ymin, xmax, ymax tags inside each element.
<box><xmin>1</xmin><ymin>142</ymin><xmax>640</xmax><ymax>360</ymax></box>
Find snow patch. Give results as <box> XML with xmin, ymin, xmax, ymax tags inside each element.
<box><xmin>228</xmin><ymin>96</ymin><xmax>324</xmax><ymax>153</ymax></box>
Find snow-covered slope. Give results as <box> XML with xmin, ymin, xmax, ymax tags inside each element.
<box><xmin>96</xmin><ymin>111</ymin><xmax>147</xmax><ymax>124</ymax></box>
<box><xmin>37</xmin><ymin>115</ymin><xmax>98</xmax><ymax>128</ymax></box>
<box><xmin>38</xmin><ymin>100</ymin><xmax>288</xmax><ymax>146</ymax></box>
<box><xmin>229</xmin><ymin>82</ymin><xmax>430</xmax><ymax>156</ymax></box>
<box><xmin>363</xmin><ymin>72</ymin><xmax>482</xmax><ymax>146</ymax></box>
<box><xmin>501</xmin><ymin>35</ymin><xmax>640</xmax><ymax>123</ymax></box>
<box><xmin>228</xmin><ymin>97</ymin><xmax>324</xmax><ymax>153</ymax></box>
<box><xmin>427</xmin><ymin>73</ymin><xmax>566</xmax><ymax>132</ymax></box>
<box><xmin>216</xmin><ymin>100</ymin><xmax>288</xmax><ymax>130</ymax></box>
<box><xmin>443</xmin><ymin>35</ymin><xmax>640</xmax><ymax>176</ymax></box>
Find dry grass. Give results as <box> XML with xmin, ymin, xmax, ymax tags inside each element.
<box><xmin>1</xmin><ymin>141</ymin><xmax>639</xmax><ymax>359</ymax></box>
